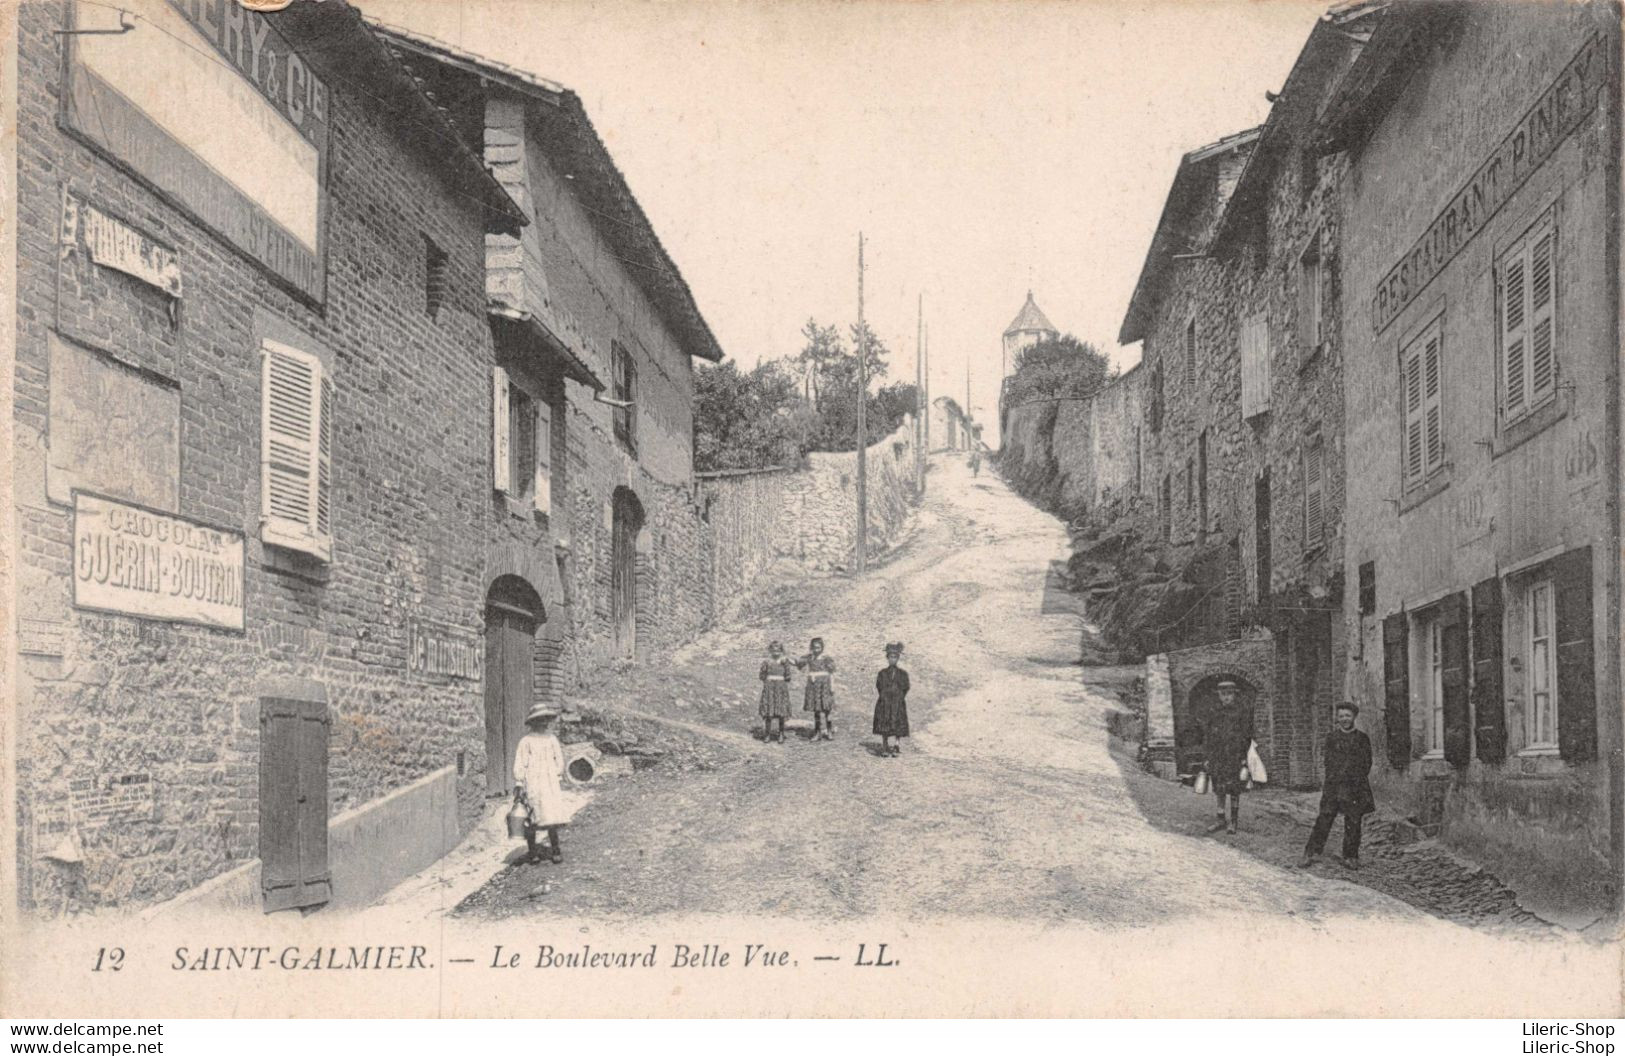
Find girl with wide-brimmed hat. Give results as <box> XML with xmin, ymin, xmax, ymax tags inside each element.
<box><xmin>796</xmin><ymin>636</ymin><xmax>837</xmax><ymax>741</ymax></box>
<box><xmin>872</xmin><ymin>642</ymin><xmax>910</xmax><ymax>757</ymax></box>
<box><xmin>758</xmin><ymin>639</ymin><xmax>794</xmax><ymax>743</ymax></box>
<box><xmin>512</xmin><ymin>704</ymin><xmax>583</xmax><ymax>864</ymax></box>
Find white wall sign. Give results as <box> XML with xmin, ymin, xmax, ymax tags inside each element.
<box><xmin>73</xmin><ymin>493</ymin><xmax>245</xmax><ymax>631</ymax></box>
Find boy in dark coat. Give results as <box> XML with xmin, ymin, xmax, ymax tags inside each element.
<box><xmin>1203</xmin><ymin>679</ymin><xmax>1253</xmax><ymax>834</ymax></box>
<box><xmin>1298</xmin><ymin>702</ymin><xmax>1376</xmax><ymax>870</ymax></box>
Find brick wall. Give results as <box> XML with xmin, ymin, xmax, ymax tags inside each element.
<box><xmin>12</xmin><ymin>2</ymin><xmax>503</xmax><ymax>912</ymax></box>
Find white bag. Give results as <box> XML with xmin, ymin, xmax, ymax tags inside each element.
<box><xmin>1245</xmin><ymin>741</ymin><xmax>1268</xmax><ymax>785</ymax></box>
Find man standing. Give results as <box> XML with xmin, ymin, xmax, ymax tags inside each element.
<box><xmin>1203</xmin><ymin>679</ymin><xmax>1253</xmax><ymax>835</ymax></box>
<box><xmin>1298</xmin><ymin>702</ymin><xmax>1376</xmax><ymax>870</ymax></box>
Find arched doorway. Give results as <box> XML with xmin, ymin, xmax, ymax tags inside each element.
<box><xmin>1178</xmin><ymin>672</ymin><xmax>1259</xmax><ymax>778</ymax></box>
<box><xmin>484</xmin><ymin>575</ymin><xmax>544</xmax><ymax>795</ymax></box>
<box><xmin>611</xmin><ymin>487</ymin><xmax>644</xmax><ymax>661</ymax></box>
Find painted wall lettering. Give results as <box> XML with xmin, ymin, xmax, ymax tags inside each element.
<box><xmin>1371</xmin><ymin>34</ymin><xmax>1608</xmax><ymax>332</ymax></box>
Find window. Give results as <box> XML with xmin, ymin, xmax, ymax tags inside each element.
<box><xmin>1358</xmin><ymin>561</ymin><xmax>1376</xmax><ymax>616</ymax></box>
<box><xmin>1400</xmin><ymin>316</ymin><xmax>1444</xmax><ymax>486</ymax></box>
<box><xmin>612</xmin><ymin>342</ymin><xmax>637</xmax><ymax>452</ymax></box>
<box><xmin>1160</xmin><ymin>475</ymin><xmax>1171</xmax><ymax>541</ymax></box>
<box><xmin>1298</xmin><ymin>229</ymin><xmax>1324</xmax><ymax>358</ymax></box>
<box><xmin>1133</xmin><ymin>426</ymin><xmax>1142</xmax><ymax>494</ymax></box>
<box><xmin>492</xmin><ymin>367</ymin><xmax>550</xmax><ymax>513</ymax></box>
<box><xmin>1184</xmin><ymin>458</ymin><xmax>1194</xmax><ymax>516</ymax></box>
<box><xmin>1526</xmin><ymin>577</ymin><xmax>1557</xmax><ymax>749</ymax></box>
<box><xmin>1498</xmin><ymin>210</ymin><xmax>1557</xmax><ymax>423</ymax></box>
<box><xmin>1197</xmin><ymin>431</ymin><xmax>1208</xmax><ymax>536</ymax></box>
<box><xmin>1148</xmin><ymin>363</ymin><xmax>1164</xmax><ymax>433</ymax></box>
<box><xmin>1239</xmin><ymin>311</ymin><xmax>1270</xmax><ymax>419</ymax></box>
<box><xmin>1184</xmin><ymin>317</ymin><xmax>1196</xmax><ymax>388</ymax></box>
<box><xmin>424</xmin><ymin>236</ymin><xmax>448</xmax><ymax>318</ymax></box>
<box><xmin>1419</xmin><ymin>612</ymin><xmax>1444</xmax><ymax>755</ymax></box>
<box><xmin>1302</xmin><ymin>439</ymin><xmax>1325</xmax><ymax>551</ymax></box>
<box><xmin>260</xmin><ymin>339</ymin><xmax>332</xmax><ymax>561</ymax></box>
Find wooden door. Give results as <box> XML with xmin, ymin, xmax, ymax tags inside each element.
<box><xmin>260</xmin><ymin>698</ymin><xmax>331</xmax><ymax>913</ymax></box>
<box><xmin>612</xmin><ymin>500</ymin><xmax>636</xmax><ymax>659</ymax></box>
<box><xmin>484</xmin><ymin>609</ymin><xmax>536</xmax><ymax>795</ymax></box>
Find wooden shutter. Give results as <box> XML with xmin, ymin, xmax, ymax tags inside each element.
<box><xmin>534</xmin><ymin>398</ymin><xmax>551</xmax><ymax>515</ymax></box>
<box><xmin>1553</xmin><ymin>546</ymin><xmax>1597</xmax><ymax>761</ymax></box>
<box><xmin>1528</xmin><ymin>219</ymin><xmax>1555</xmax><ymax>406</ymax></box>
<box><xmin>259</xmin><ymin>699</ymin><xmax>301</xmax><ymax>911</ymax></box>
<box><xmin>1381</xmin><ymin>613</ymin><xmax>1411</xmax><ymax>767</ymax></box>
<box><xmin>1501</xmin><ymin>212</ymin><xmax>1557</xmax><ymax>419</ymax></box>
<box><xmin>261</xmin><ymin>341</ymin><xmax>330</xmax><ymax>560</ymax></box>
<box><xmin>260</xmin><ymin>699</ymin><xmax>330</xmax><ymax>913</ymax></box>
<box><xmin>295</xmin><ymin>700</ymin><xmax>331</xmax><ymax>906</ymax></box>
<box><xmin>1240</xmin><ymin>312</ymin><xmax>1270</xmax><ymax>419</ymax></box>
<box><xmin>1184</xmin><ymin>318</ymin><xmax>1196</xmax><ymax>388</ymax></box>
<box><xmin>1439</xmin><ymin>593</ymin><xmax>1471</xmax><ymax>768</ymax></box>
<box><xmin>1470</xmin><ymin>576</ymin><xmax>1506</xmax><ymax>763</ymax></box>
<box><xmin>492</xmin><ymin>366</ymin><xmax>510</xmax><ymax>493</ymax></box>
<box><xmin>1303</xmin><ymin>442</ymin><xmax>1324</xmax><ymax>550</ymax></box>
<box><xmin>1403</xmin><ymin>345</ymin><xmax>1424</xmax><ymax>483</ymax></box>
<box><xmin>1421</xmin><ymin>328</ymin><xmax>1443</xmax><ymax>475</ymax></box>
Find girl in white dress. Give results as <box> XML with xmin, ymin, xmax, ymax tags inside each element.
<box><xmin>512</xmin><ymin>706</ymin><xmax>585</xmax><ymax>864</ymax></box>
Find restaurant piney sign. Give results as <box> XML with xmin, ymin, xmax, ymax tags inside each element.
<box><xmin>73</xmin><ymin>493</ymin><xmax>245</xmax><ymax>631</ymax></box>
<box><xmin>1371</xmin><ymin>33</ymin><xmax>1609</xmax><ymax>333</ymax></box>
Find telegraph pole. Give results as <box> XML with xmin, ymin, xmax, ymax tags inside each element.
<box><xmin>923</xmin><ymin>321</ymin><xmax>930</xmax><ymax>455</ymax></box>
<box><xmin>855</xmin><ymin>233</ymin><xmax>868</xmax><ymax>575</ymax></box>
<box><xmin>915</xmin><ymin>293</ymin><xmax>925</xmax><ymax>494</ymax></box>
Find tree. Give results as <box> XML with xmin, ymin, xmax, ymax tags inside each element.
<box><xmin>693</xmin><ymin>359</ymin><xmax>815</xmax><ymax>471</ymax></box>
<box><xmin>1004</xmin><ymin>334</ymin><xmax>1115</xmax><ymax>406</ymax></box>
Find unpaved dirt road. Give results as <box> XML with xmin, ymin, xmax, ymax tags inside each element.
<box><xmin>452</xmin><ymin>454</ymin><xmax>1417</xmax><ymax>923</ymax></box>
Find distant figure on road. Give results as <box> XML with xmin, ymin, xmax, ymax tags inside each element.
<box><xmin>873</xmin><ymin>642</ymin><xmax>911</xmax><ymax>757</ymax></box>
<box><xmin>796</xmin><ymin>636</ymin><xmax>836</xmax><ymax>741</ymax></box>
<box><xmin>512</xmin><ymin>705</ymin><xmax>581</xmax><ymax>864</ymax></box>
<box><xmin>759</xmin><ymin>639</ymin><xmax>794</xmax><ymax>743</ymax></box>
<box><xmin>969</xmin><ymin>449</ymin><xmax>982</xmax><ymax>477</ymax></box>
<box><xmin>1298</xmin><ymin>702</ymin><xmax>1375</xmax><ymax>871</ymax></box>
<box><xmin>1202</xmin><ymin>679</ymin><xmax>1253</xmax><ymax>835</ymax></box>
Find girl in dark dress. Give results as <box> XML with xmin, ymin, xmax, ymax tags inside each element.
<box><xmin>758</xmin><ymin>640</ymin><xmax>794</xmax><ymax>743</ymax></box>
<box><xmin>1203</xmin><ymin>679</ymin><xmax>1254</xmax><ymax>834</ymax></box>
<box><xmin>796</xmin><ymin>637</ymin><xmax>836</xmax><ymax>741</ymax></box>
<box><xmin>872</xmin><ymin>642</ymin><xmax>910</xmax><ymax>757</ymax></box>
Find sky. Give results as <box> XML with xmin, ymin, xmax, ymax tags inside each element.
<box><xmin>360</xmin><ymin>0</ymin><xmax>1319</xmax><ymax>443</ymax></box>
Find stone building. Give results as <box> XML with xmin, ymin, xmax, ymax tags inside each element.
<box><xmin>11</xmin><ymin>0</ymin><xmax>528</xmax><ymax>913</ymax></box>
<box><xmin>1329</xmin><ymin>1</ymin><xmax>1620</xmax><ymax>916</ymax></box>
<box><xmin>1116</xmin><ymin>127</ymin><xmax>1266</xmax><ymax>772</ymax></box>
<box><xmin>931</xmin><ymin>396</ymin><xmax>977</xmax><ymax>452</ymax></box>
<box><xmin>369</xmin><ymin>25</ymin><xmax>726</xmax><ymax>783</ymax></box>
<box><xmin>1204</xmin><ymin>8</ymin><xmax>1373</xmax><ymax>789</ymax></box>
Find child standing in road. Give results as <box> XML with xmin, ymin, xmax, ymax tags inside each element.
<box><xmin>872</xmin><ymin>642</ymin><xmax>910</xmax><ymax>757</ymax></box>
<box><xmin>759</xmin><ymin>640</ymin><xmax>794</xmax><ymax>743</ymax></box>
<box><xmin>797</xmin><ymin>636</ymin><xmax>836</xmax><ymax>741</ymax></box>
<box><xmin>512</xmin><ymin>705</ymin><xmax>583</xmax><ymax>864</ymax></box>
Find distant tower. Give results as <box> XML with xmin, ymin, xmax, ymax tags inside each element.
<box><xmin>1002</xmin><ymin>290</ymin><xmax>1059</xmax><ymax>383</ymax></box>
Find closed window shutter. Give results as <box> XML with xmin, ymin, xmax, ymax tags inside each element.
<box><xmin>1553</xmin><ymin>546</ymin><xmax>1596</xmax><ymax>761</ymax></box>
<box><xmin>1422</xmin><ymin>330</ymin><xmax>1442</xmax><ymax>475</ymax></box>
<box><xmin>260</xmin><ymin>341</ymin><xmax>331</xmax><ymax>560</ymax></box>
<box><xmin>1403</xmin><ymin>348</ymin><xmax>1423</xmax><ymax>482</ymax></box>
<box><xmin>1528</xmin><ymin>222</ymin><xmax>1555</xmax><ymax>405</ymax></box>
<box><xmin>534</xmin><ymin>398</ymin><xmax>551</xmax><ymax>515</ymax></box>
<box><xmin>1470</xmin><ymin>577</ymin><xmax>1506</xmax><ymax>763</ymax></box>
<box><xmin>1303</xmin><ymin>443</ymin><xmax>1324</xmax><ymax>549</ymax></box>
<box><xmin>1502</xmin><ymin>233</ymin><xmax>1529</xmax><ymax>419</ymax></box>
<box><xmin>1439</xmin><ymin>593</ymin><xmax>1471</xmax><ymax>768</ymax></box>
<box><xmin>492</xmin><ymin>366</ymin><xmax>510</xmax><ymax>493</ymax></box>
<box><xmin>1381</xmin><ymin>613</ymin><xmax>1411</xmax><ymax>767</ymax></box>
<box><xmin>1241</xmin><ymin>313</ymin><xmax>1269</xmax><ymax>419</ymax></box>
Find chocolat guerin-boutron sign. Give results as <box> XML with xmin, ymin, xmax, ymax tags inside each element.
<box><xmin>73</xmin><ymin>493</ymin><xmax>245</xmax><ymax>631</ymax></box>
<box><xmin>1371</xmin><ymin>33</ymin><xmax>1608</xmax><ymax>333</ymax></box>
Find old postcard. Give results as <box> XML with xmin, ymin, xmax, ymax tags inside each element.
<box><xmin>0</xmin><ymin>0</ymin><xmax>1621</xmax><ymax>1020</ymax></box>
